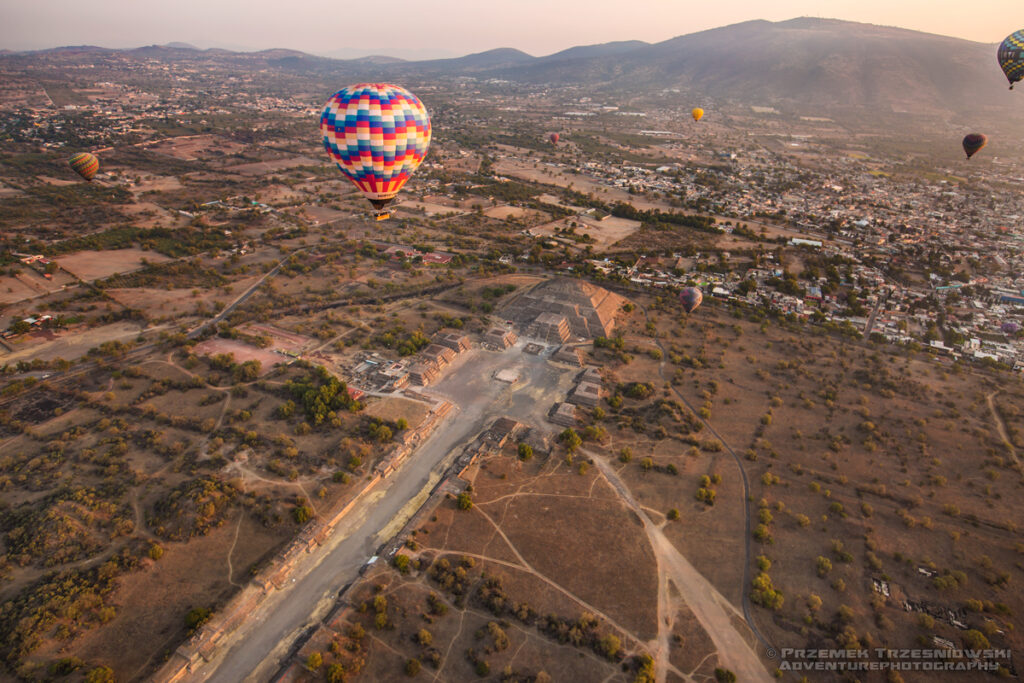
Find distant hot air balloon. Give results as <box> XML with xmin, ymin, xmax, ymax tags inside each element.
<box><xmin>679</xmin><ymin>287</ymin><xmax>703</xmax><ymax>314</ymax></box>
<box><xmin>549</xmin><ymin>132</ymin><xmax>560</xmax><ymax>145</ymax></box>
<box><xmin>1002</xmin><ymin>321</ymin><xmax>1021</xmax><ymax>334</ymax></box>
<box><xmin>998</xmin><ymin>31</ymin><xmax>1024</xmax><ymax>89</ymax></box>
<box><xmin>691</xmin><ymin>108</ymin><xmax>704</xmax><ymax>122</ymax></box>
<box><xmin>68</xmin><ymin>152</ymin><xmax>99</xmax><ymax>181</ymax></box>
<box><xmin>962</xmin><ymin>134</ymin><xmax>988</xmax><ymax>159</ymax></box>
<box><xmin>320</xmin><ymin>83</ymin><xmax>431</xmax><ymax>213</ymax></box>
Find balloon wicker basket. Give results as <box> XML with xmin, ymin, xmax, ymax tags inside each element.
<box><xmin>373</xmin><ymin>210</ymin><xmax>391</xmax><ymax>221</ymax></box>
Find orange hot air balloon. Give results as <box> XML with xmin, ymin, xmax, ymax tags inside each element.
<box><xmin>691</xmin><ymin>108</ymin><xmax>704</xmax><ymax>122</ymax></box>
<box><xmin>549</xmin><ymin>132</ymin><xmax>559</xmax><ymax>145</ymax></box>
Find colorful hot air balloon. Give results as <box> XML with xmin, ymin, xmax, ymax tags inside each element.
<box><xmin>320</xmin><ymin>83</ymin><xmax>431</xmax><ymax>211</ymax></box>
<box><xmin>549</xmin><ymin>132</ymin><xmax>559</xmax><ymax>145</ymax></box>
<box><xmin>962</xmin><ymin>134</ymin><xmax>988</xmax><ymax>159</ymax></box>
<box><xmin>68</xmin><ymin>152</ymin><xmax>99</xmax><ymax>181</ymax></box>
<box><xmin>680</xmin><ymin>287</ymin><xmax>703</xmax><ymax>314</ymax></box>
<box><xmin>998</xmin><ymin>31</ymin><xmax>1024</xmax><ymax>89</ymax></box>
<box><xmin>691</xmin><ymin>108</ymin><xmax>704</xmax><ymax>122</ymax></box>
<box><xmin>1002</xmin><ymin>321</ymin><xmax>1021</xmax><ymax>334</ymax></box>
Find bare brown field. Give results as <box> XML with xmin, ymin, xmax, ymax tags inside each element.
<box><xmin>226</xmin><ymin>157</ymin><xmax>320</xmax><ymax>176</ymax></box>
<box><xmin>55</xmin><ymin>249</ymin><xmax>172</xmax><ymax>281</ymax></box>
<box><xmin>0</xmin><ymin>269</ymin><xmax>74</xmax><ymax>305</ymax></box>
<box><xmin>597</xmin><ymin>294</ymin><xmax>1024</xmax><ymax>678</ymax></box>
<box><xmin>34</xmin><ymin>175</ymin><xmax>79</xmax><ymax>186</ymax></box>
<box><xmin>301</xmin><ymin>205</ymin><xmax>350</xmax><ymax>225</ymax></box>
<box><xmin>237</xmin><ymin>323</ymin><xmax>311</xmax><ymax>353</ymax></box>
<box><xmin>0</xmin><ymin>321</ymin><xmax>146</xmax><ymax>364</ymax></box>
<box><xmin>395</xmin><ymin>199</ymin><xmax>465</xmax><ymax>217</ymax></box>
<box><xmin>143</xmin><ymin>134</ymin><xmax>247</xmax><ymax>161</ymax></box>
<box><xmin>192</xmin><ymin>339</ymin><xmax>284</xmax><ymax>374</ymax></box>
<box><xmin>127</xmin><ymin>174</ymin><xmax>183</xmax><ymax>194</ymax></box>
<box><xmin>362</xmin><ymin>396</ymin><xmax>431</xmax><ymax>429</ymax></box>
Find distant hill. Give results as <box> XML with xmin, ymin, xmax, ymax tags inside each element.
<box><xmin>14</xmin><ymin>19</ymin><xmax>1023</xmax><ymax>128</ymax></box>
<box><xmin>539</xmin><ymin>40</ymin><xmax>650</xmax><ymax>63</ymax></box>
<box><xmin>163</xmin><ymin>42</ymin><xmax>199</xmax><ymax>50</ymax></box>
<box><xmin>403</xmin><ymin>47</ymin><xmax>536</xmax><ymax>74</ymax></box>
<box><xmin>468</xmin><ymin>19</ymin><xmax>1013</xmax><ymax>121</ymax></box>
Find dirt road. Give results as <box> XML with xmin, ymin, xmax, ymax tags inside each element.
<box><xmin>587</xmin><ymin>450</ymin><xmax>771</xmax><ymax>683</ymax></box>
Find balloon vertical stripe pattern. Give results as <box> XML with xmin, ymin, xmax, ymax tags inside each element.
<box><xmin>320</xmin><ymin>83</ymin><xmax>431</xmax><ymax>209</ymax></box>
<box><xmin>998</xmin><ymin>31</ymin><xmax>1024</xmax><ymax>88</ymax></box>
<box><xmin>68</xmin><ymin>152</ymin><xmax>99</xmax><ymax>181</ymax></box>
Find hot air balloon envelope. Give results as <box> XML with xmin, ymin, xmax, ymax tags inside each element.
<box><xmin>1002</xmin><ymin>321</ymin><xmax>1021</xmax><ymax>334</ymax></box>
<box><xmin>691</xmin><ymin>108</ymin><xmax>704</xmax><ymax>122</ymax></box>
<box><xmin>962</xmin><ymin>134</ymin><xmax>987</xmax><ymax>159</ymax></box>
<box><xmin>998</xmin><ymin>31</ymin><xmax>1024</xmax><ymax>89</ymax></box>
<box><xmin>68</xmin><ymin>152</ymin><xmax>99</xmax><ymax>181</ymax></box>
<box><xmin>680</xmin><ymin>287</ymin><xmax>703</xmax><ymax>314</ymax></box>
<box><xmin>320</xmin><ymin>83</ymin><xmax>431</xmax><ymax>210</ymax></box>
<box><xmin>549</xmin><ymin>132</ymin><xmax>559</xmax><ymax>145</ymax></box>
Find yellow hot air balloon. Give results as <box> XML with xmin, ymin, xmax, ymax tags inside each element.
<box><xmin>691</xmin><ymin>108</ymin><xmax>704</xmax><ymax>122</ymax></box>
<box><xmin>68</xmin><ymin>152</ymin><xmax>99</xmax><ymax>181</ymax></box>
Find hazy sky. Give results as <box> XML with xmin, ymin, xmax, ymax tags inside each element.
<box><xmin>1</xmin><ymin>0</ymin><xmax>1019</xmax><ymax>58</ymax></box>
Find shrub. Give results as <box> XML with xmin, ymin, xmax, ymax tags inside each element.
<box><xmin>405</xmin><ymin>658</ymin><xmax>422</xmax><ymax>676</ymax></box>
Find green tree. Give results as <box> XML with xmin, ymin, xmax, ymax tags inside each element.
<box><xmin>405</xmin><ymin>658</ymin><xmax>422</xmax><ymax>676</ymax></box>
<box><xmin>85</xmin><ymin>667</ymin><xmax>115</xmax><ymax>683</ymax></box>
<box><xmin>559</xmin><ymin>428</ymin><xmax>582</xmax><ymax>453</ymax></box>
<box><xmin>598</xmin><ymin>633</ymin><xmax>621</xmax><ymax>659</ymax></box>
<box><xmin>457</xmin><ymin>491</ymin><xmax>473</xmax><ymax>510</ymax></box>
<box><xmin>518</xmin><ymin>442</ymin><xmax>533</xmax><ymax>460</ymax></box>
<box><xmin>186</xmin><ymin>606</ymin><xmax>211</xmax><ymax>631</ymax></box>
<box><xmin>963</xmin><ymin>629</ymin><xmax>991</xmax><ymax>650</ymax></box>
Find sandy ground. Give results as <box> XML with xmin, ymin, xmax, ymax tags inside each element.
<box><xmin>34</xmin><ymin>175</ymin><xmax>79</xmax><ymax>186</ymax></box>
<box><xmin>129</xmin><ymin>175</ymin><xmax>183</xmax><ymax>194</ymax></box>
<box><xmin>394</xmin><ymin>200</ymin><xmax>465</xmax><ymax>217</ymax></box>
<box><xmin>143</xmin><ymin>134</ymin><xmax>247</xmax><ymax>161</ymax></box>
<box><xmin>236</xmin><ymin>323</ymin><xmax>311</xmax><ymax>353</ymax></box>
<box><xmin>530</xmin><ymin>214</ymin><xmax>641</xmax><ymax>252</ymax></box>
<box><xmin>362</xmin><ymin>396</ymin><xmax>432</xmax><ymax>429</ymax></box>
<box><xmin>226</xmin><ymin>157</ymin><xmax>320</xmax><ymax>176</ymax></box>
<box><xmin>0</xmin><ymin>270</ymin><xmax>76</xmax><ymax>305</ymax></box>
<box><xmin>192</xmin><ymin>338</ymin><xmax>286</xmax><ymax>374</ymax></box>
<box><xmin>55</xmin><ymin>249</ymin><xmax>172</xmax><ymax>282</ymax></box>
<box><xmin>302</xmin><ymin>205</ymin><xmax>351</xmax><ymax>225</ymax></box>
<box><xmin>0</xmin><ymin>182</ymin><xmax>24</xmax><ymax>198</ymax></box>
<box><xmin>0</xmin><ymin>321</ymin><xmax>149</xmax><ymax>364</ymax></box>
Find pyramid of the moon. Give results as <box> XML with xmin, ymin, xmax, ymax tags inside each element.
<box><xmin>502</xmin><ymin>278</ymin><xmax>627</xmax><ymax>340</ymax></box>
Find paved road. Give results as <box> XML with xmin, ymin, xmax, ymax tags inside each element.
<box><xmin>863</xmin><ymin>295</ymin><xmax>884</xmax><ymax>337</ymax></box>
<box><xmin>194</xmin><ymin>343</ymin><xmax>572</xmax><ymax>682</ymax></box>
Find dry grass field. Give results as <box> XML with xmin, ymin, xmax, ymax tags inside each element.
<box><xmin>55</xmin><ymin>249</ymin><xmax>172</xmax><ymax>282</ymax></box>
